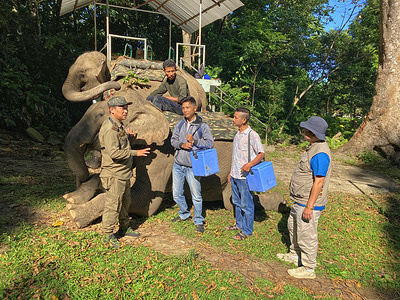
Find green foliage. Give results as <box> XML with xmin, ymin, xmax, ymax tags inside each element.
<box><xmin>357</xmin><ymin>150</ymin><xmax>383</xmax><ymax>165</ymax></box>
<box><xmin>326</xmin><ymin>136</ymin><xmax>348</xmax><ymax>150</ymax></box>
<box><xmin>0</xmin><ymin>0</ymin><xmax>380</xmax><ymax>143</ymax></box>
<box><xmin>202</xmin><ymin>0</ymin><xmax>378</xmax><ymax>141</ymax></box>
<box><xmin>204</xmin><ymin>65</ymin><xmax>223</xmax><ymax>79</ymax></box>
<box><xmin>122</xmin><ymin>70</ymin><xmax>150</xmax><ymax>87</ymax></box>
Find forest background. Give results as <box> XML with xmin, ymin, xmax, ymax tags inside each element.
<box><xmin>0</xmin><ymin>0</ymin><xmax>379</xmax><ymax>146</ymax></box>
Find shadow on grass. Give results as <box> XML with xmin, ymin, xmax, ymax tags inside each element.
<box><xmin>382</xmin><ymin>193</ymin><xmax>400</xmax><ymax>298</ymax></box>
<box><xmin>1</xmin><ymin>269</ymin><xmax>72</xmax><ymax>299</ymax></box>
<box><xmin>277</xmin><ymin>210</ymin><xmax>291</xmax><ymax>249</ymax></box>
<box><xmin>0</xmin><ymin>178</ymin><xmax>73</xmax><ymax>243</ymax></box>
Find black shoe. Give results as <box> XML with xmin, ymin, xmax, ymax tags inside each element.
<box><xmin>196</xmin><ymin>224</ymin><xmax>205</xmax><ymax>233</ymax></box>
<box><xmin>103</xmin><ymin>234</ymin><xmax>121</xmax><ymax>248</ymax></box>
<box><xmin>124</xmin><ymin>227</ymin><xmax>140</xmax><ymax>237</ymax></box>
<box><xmin>172</xmin><ymin>216</ymin><xmax>189</xmax><ymax>222</ymax></box>
<box><xmin>116</xmin><ymin>227</ymin><xmax>140</xmax><ymax>238</ymax></box>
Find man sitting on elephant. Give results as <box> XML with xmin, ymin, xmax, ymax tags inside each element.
<box><xmin>99</xmin><ymin>96</ymin><xmax>151</xmax><ymax>248</ymax></box>
<box><xmin>171</xmin><ymin>96</ymin><xmax>214</xmax><ymax>233</ymax></box>
<box><xmin>146</xmin><ymin>59</ymin><xmax>188</xmax><ymax>115</ymax></box>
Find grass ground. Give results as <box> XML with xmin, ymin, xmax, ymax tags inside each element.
<box><xmin>0</xmin><ymin>139</ymin><xmax>399</xmax><ymax>299</ymax></box>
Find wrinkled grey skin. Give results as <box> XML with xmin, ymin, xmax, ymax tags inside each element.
<box><xmin>62</xmin><ymin>51</ymin><xmax>171</xmax><ymax>219</ymax></box>
<box><xmin>62</xmin><ymin>51</ymin><xmax>121</xmax><ymax>103</ymax></box>
<box><xmin>62</xmin><ymin>51</ymin><xmax>286</xmax><ymax>228</ymax></box>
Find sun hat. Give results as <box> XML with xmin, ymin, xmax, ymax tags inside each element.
<box><xmin>107</xmin><ymin>96</ymin><xmax>132</xmax><ymax>108</ymax></box>
<box><xmin>300</xmin><ymin>116</ymin><xmax>328</xmax><ymax>141</ymax></box>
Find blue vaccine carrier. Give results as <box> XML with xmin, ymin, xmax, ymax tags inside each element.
<box><xmin>247</xmin><ymin>161</ymin><xmax>277</xmax><ymax>192</ymax></box>
<box><xmin>190</xmin><ymin>148</ymin><xmax>219</xmax><ymax>177</ymax></box>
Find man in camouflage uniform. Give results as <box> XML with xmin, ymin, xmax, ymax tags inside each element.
<box><xmin>146</xmin><ymin>59</ymin><xmax>188</xmax><ymax>115</ymax></box>
<box><xmin>99</xmin><ymin>96</ymin><xmax>151</xmax><ymax>248</ymax></box>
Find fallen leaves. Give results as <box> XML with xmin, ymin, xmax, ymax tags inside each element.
<box><xmin>52</xmin><ymin>219</ymin><xmax>64</xmax><ymax>227</ymax></box>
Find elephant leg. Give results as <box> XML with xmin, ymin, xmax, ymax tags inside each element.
<box><xmin>129</xmin><ymin>144</ymin><xmax>175</xmax><ymax>217</ymax></box>
<box><xmin>63</xmin><ymin>174</ymin><xmax>103</xmax><ymax>204</ymax></box>
<box><xmin>66</xmin><ymin>193</ymin><xmax>106</xmax><ymax>228</ymax></box>
<box><xmin>257</xmin><ymin>191</ymin><xmax>288</xmax><ymax>212</ymax></box>
<box><xmin>222</xmin><ymin>181</ymin><xmax>233</xmax><ymax>211</ymax></box>
<box><xmin>209</xmin><ymin>141</ymin><xmax>233</xmax><ymax>209</ymax></box>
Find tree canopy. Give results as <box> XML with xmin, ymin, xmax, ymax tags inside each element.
<box><xmin>1</xmin><ymin>0</ymin><xmax>379</xmax><ymax>145</ymax></box>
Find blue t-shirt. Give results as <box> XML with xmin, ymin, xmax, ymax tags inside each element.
<box><xmin>310</xmin><ymin>153</ymin><xmax>330</xmax><ymax>176</ymax></box>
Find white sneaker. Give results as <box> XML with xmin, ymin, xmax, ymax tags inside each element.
<box><xmin>277</xmin><ymin>253</ymin><xmax>299</xmax><ymax>265</ymax></box>
<box><xmin>287</xmin><ymin>266</ymin><xmax>316</xmax><ymax>279</ymax></box>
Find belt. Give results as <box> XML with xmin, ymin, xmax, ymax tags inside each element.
<box><xmin>294</xmin><ymin>202</ymin><xmax>325</xmax><ymax>211</ymax></box>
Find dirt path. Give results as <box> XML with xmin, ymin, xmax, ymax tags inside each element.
<box><xmin>127</xmin><ymin>221</ymin><xmax>384</xmax><ymax>299</ymax></box>
<box><xmin>1</xmin><ymin>132</ymin><xmax>396</xmax><ymax>299</ymax></box>
<box><xmin>267</xmin><ymin>146</ymin><xmax>400</xmax><ymax>195</ymax></box>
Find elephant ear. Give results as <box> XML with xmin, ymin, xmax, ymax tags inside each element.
<box><xmin>122</xmin><ymin>86</ymin><xmax>170</xmax><ymax>145</ymax></box>
<box><xmin>94</xmin><ymin>56</ymin><xmax>110</xmax><ymax>84</ymax></box>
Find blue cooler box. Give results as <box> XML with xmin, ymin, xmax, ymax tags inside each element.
<box><xmin>190</xmin><ymin>148</ymin><xmax>219</xmax><ymax>177</ymax></box>
<box><xmin>247</xmin><ymin>161</ymin><xmax>277</xmax><ymax>192</ymax></box>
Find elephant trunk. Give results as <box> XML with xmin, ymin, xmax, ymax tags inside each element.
<box><xmin>64</xmin><ymin>130</ymin><xmax>90</xmax><ymax>184</ymax></box>
<box><xmin>64</xmin><ymin>101</ymin><xmax>108</xmax><ymax>185</ymax></box>
<box><xmin>62</xmin><ymin>80</ymin><xmax>121</xmax><ymax>102</ymax></box>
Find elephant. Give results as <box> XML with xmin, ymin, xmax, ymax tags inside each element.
<box><xmin>62</xmin><ymin>51</ymin><xmax>286</xmax><ymax>228</ymax></box>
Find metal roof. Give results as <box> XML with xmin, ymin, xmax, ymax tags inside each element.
<box><xmin>60</xmin><ymin>0</ymin><xmax>244</xmax><ymax>34</ymax></box>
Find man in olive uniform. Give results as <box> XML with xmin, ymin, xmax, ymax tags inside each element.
<box><xmin>99</xmin><ymin>96</ymin><xmax>151</xmax><ymax>248</ymax></box>
<box><xmin>146</xmin><ymin>59</ymin><xmax>188</xmax><ymax>115</ymax></box>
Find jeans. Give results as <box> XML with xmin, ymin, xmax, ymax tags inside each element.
<box><xmin>146</xmin><ymin>95</ymin><xmax>183</xmax><ymax>115</ymax></box>
<box><xmin>231</xmin><ymin>177</ymin><xmax>254</xmax><ymax>236</ymax></box>
<box><xmin>172</xmin><ymin>162</ymin><xmax>204</xmax><ymax>225</ymax></box>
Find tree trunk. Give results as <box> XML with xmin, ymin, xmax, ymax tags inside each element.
<box><xmin>338</xmin><ymin>0</ymin><xmax>400</xmax><ymax>164</ymax></box>
<box><xmin>182</xmin><ymin>30</ymin><xmax>192</xmax><ymax>68</ymax></box>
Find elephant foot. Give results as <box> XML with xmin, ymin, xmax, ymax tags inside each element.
<box><xmin>256</xmin><ymin>191</ymin><xmax>288</xmax><ymax>212</ymax></box>
<box><xmin>63</xmin><ymin>194</ymin><xmax>76</xmax><ymax>204</ymax></box>
<box><xmin>66</xmin><ymin>193</ymin><xmax>106</xmax><ymax>228</ymax></box>
<box><xmin>63</xmin><ymin>174</ymin><xmax>103</xmax><ymax>205</ymax></box>
<box><xmin>130</xmin><ymin>192</ymin><xmax>164</xmax><ymax>217</ymax></box>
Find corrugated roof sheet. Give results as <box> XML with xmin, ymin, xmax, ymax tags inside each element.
<box><xmin>60</xmin><ymin>0</ymin><xmax>243</xmax><ymax>34</ymax></box>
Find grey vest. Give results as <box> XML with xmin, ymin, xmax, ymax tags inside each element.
<box><xmin>289</xmin><ymin>141</ymin><xmax>332</xmax><ymax>206</ymax></box>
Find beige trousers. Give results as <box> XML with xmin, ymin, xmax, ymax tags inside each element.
<box><xmin>101</xmin><ymin>177</ymin><xmax>131</xmax><ymax>235</ymax></box>
<box><xmin>287</xmin><ymin>203</ymin><xmax>322</xmax><ymax>269</ymax></box>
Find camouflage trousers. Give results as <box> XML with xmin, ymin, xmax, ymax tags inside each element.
<box><xmin>101</xmin><ymin>177</ymin><xmax>131</xmax><ymax>235</ymax></box>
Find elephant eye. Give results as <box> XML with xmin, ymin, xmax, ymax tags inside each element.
<box><xmin>78</xmin><ymin>73</ymin><xmax>87</xmax><ymax>82</ymax></box>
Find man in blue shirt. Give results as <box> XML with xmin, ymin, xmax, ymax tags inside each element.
<box><xmin>277</xmin><ymin>116</ymin><xmax>332</xmax><ymax>279</ymax></box>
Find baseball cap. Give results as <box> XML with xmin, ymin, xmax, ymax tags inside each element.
<box><xmin>107</xmin><ymin>96</ymin><xmax>132</xmax><ymax>108</ymax></box>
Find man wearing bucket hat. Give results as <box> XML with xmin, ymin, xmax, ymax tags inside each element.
<box><xmin>99</xmin><ymin>96</ymin><xmax>151</xmax><ymax>248</ymax></box>
<box><xmin>277</xmin><ymin>116</ymin><xmax>332</xmax><ymax>279</ymax></box>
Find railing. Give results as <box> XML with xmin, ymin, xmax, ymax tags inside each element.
<box><xmin>168</xmin><ymin>47</ymin><xmax>175</xmax><ymax>60</ymax></box>
<box><xmin>146</xmin><ymin>45</ymin><xmax>153</xmax><ymax>60</ymax></box>
<box><xmin>107</xmin><ymin>34</ymin><xmax>147</xmax><ymax>62</ymax></box>
<box><xmin>124</xmin><ymin>43</ymin><xmax>133</xmax><ymax>58</ymax></box>
<box><xmin>175</xmin><ymin>42</ymin><xmax>205</xmax><ymax>75</ymax></box>
<box><xmin>210</xmin><ymin>86</ymin><xmax>269</xmax><ymax>143</ymax></box>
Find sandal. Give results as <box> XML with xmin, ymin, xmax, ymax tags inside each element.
<box><xmin>225</xmin><ymin>225</ymin><xmax>240</xmax><ymax>231</ymax></box>
<box><xmin>233</xmin><ymin>232</ymin><xmax>248</xmax><ymax>241</ymax></box>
